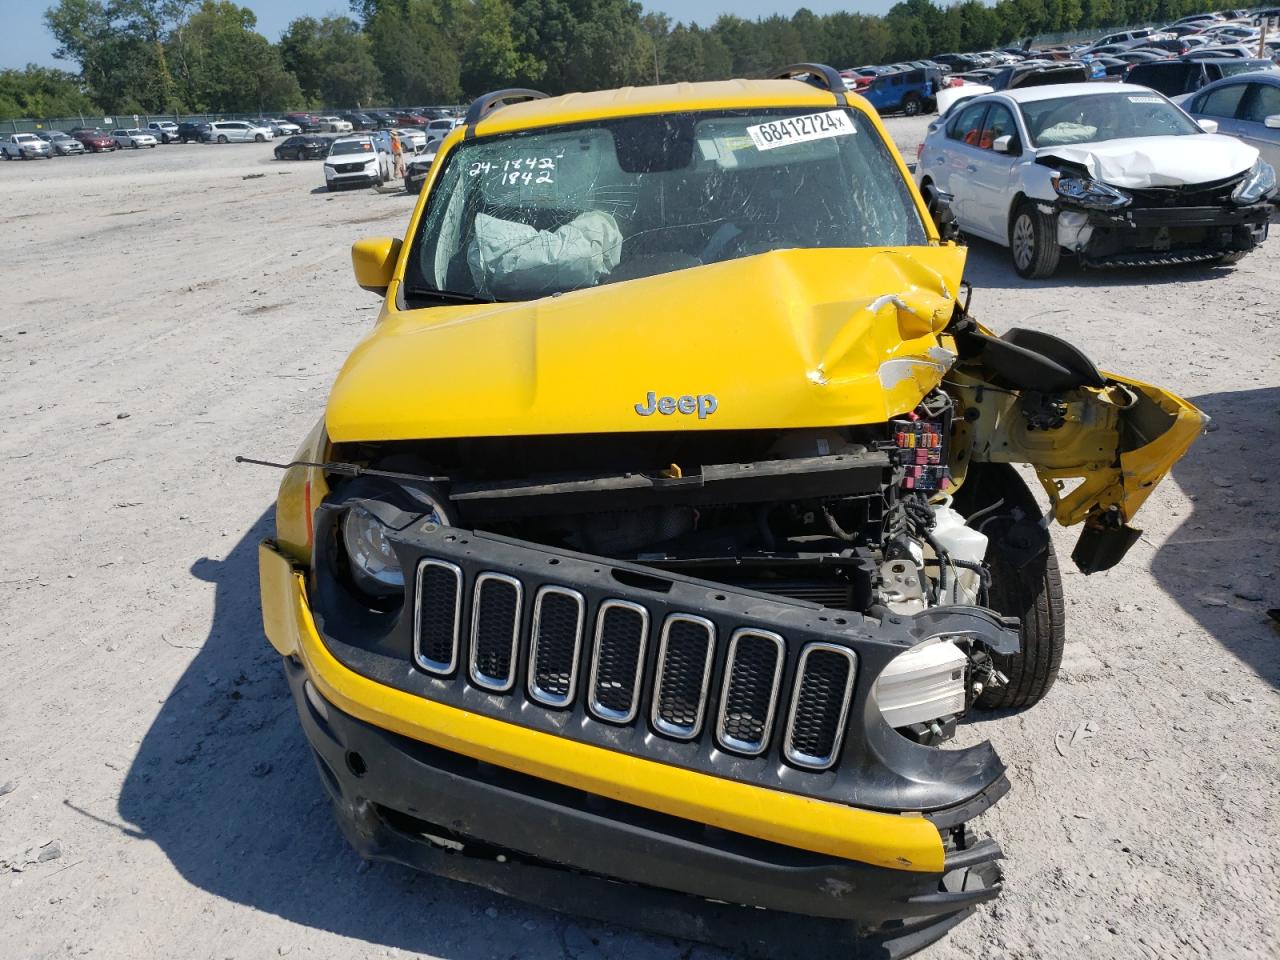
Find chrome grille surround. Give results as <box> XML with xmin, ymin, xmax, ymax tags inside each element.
<box><xmin>468</xmin><ymin>572</ymin><xmax>523</xmax><ymax>692</ymax></box>
<box><xmin>412</xmin><ymin>559</ymin><xmax>463</xmax><ymax>675</ymax></box>
<box><xmin>784</xmin><ymin>642</ymin><xmax>858</xmax><ymax>770</ymax></box>
<box><xmin>587</xmin><ymin>599</ymin><xmax>650</xmax><ymax>723</ymax></box>
<box><xmin>650</xmin><ymin>614</ymin><xmax>716</xmax><ymax>740</ymax></box>
<box><xmin>527</xmin><ymin>585</ymin><xmax>586</xmax><ymax>707</ymax></box>
<box><xmin>716</xmin><ymin>628</ymin><xmax>785</xmax><ymax>756</ymax></box>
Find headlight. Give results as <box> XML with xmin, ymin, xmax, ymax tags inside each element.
<box><xmin>342</xmin><ymin>505</ymin><xmax>404</xmax><ymax>597</ymax></box>
<box><xmin>1232</xmin><ymin>159</ymin><xmax>1277</xmax><ymax>205</ymax></box>
<box><xmin>1053</xmin><ymin>175</ymin><xmax>1132</xmax><ymax>210</ymax></box>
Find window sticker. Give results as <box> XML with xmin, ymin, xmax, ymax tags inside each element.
<box><xmin>1126</xmin><ymin>96</ymin><xmax>1164</xmax><ymax>104</ymax></box>
<box><xmin>746</xmin><ymin>110</ymin><xmax>855</xmax><ymax>151</ymax></box>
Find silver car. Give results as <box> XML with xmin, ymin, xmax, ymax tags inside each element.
<box><xmin>1180</xmin><ymin>71</ymin><xmax>1280</xmax><ymax>169</ymax></box>
<box><xmin>1</xmin><ymin>133</ymin><xmax>53</xmax><ymax>159</ymax></box>
<box><xmin>113</xmin><ymin>128</ymin><xmax>159</xmax><ymax>148</ymax></box>
<box><xmin>203</xmin><ymin>121</ymin><xmax>274</xmax><ymax>143</ymax></box>
<box><xmin>36</xmin><ymin>131</ymin><xmax>86</xmax><ymax>155</ymax></box>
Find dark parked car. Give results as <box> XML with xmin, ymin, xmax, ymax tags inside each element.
<box><xmin>274</xmin><ymin>134</ymin><xmax>331</xmax><ymax>160</ymax></box>
<box><xmin>177</xmin><ymin>120</ymin><xmax>211</xmax><ymax>143</ymax></box>
<box><xmin>1127</xmin><ymin>57</ymin><xmax>1279</xmax><ymax>96</ymax></box>
<box><xmin>68</xmin><ymin>128</ymin><xmax>116</xmax><ymax>152</ymax></box>
<box><xmin>341</xmin><ymin>112</ymin><xmax>376</xmax><ymax>130</ymax></box>
<box><xmin>37</xmin><ymin>130</ymin><xmax>87</xmax><ymax>155</ymax></box>
<box><xmin>284</xmin><ymin>113</ymin><xmax>322</xmax><ymax>133</ymax></box>
<box><xmin>403</xmin><ymin>143</ymin><xmax>438</xmax><ymax>194</ymax></box>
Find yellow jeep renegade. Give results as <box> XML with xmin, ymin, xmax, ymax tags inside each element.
<box><xmin>256</xmin><ymin>66</ymin><xmax>1202</xmax><ymax>957</ymax></box>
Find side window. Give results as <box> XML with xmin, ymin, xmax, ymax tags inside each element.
<box><xmin>979</xmin><ymin>104</ymin><xmax>1018</xmax><ymax>151</ymax></box>
<box><xmin>1199</xmin><ymin>83</ymin><xmax>1249</xmax><ymax>118</ymax></box>
<box><xmin>947</xmin><ymin>102</ymin><xmax>988</xmax><ymax>146</ymax></box>
<box><xmin>1239</xmin><ymin>82</ymin><xmax>1280</xmax><ymax>123</ymax></box>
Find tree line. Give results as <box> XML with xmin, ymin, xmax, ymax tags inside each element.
<box><xmin>0</xmin><ymin>0</ymin><xmax>1228</xmax><ymax>121</ymax></box>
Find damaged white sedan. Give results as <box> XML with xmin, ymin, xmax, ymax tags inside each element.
<box><xmin>916</xmin><ymin>82</ymin><xmax>1278</xmax><ymax>277</ymax></box>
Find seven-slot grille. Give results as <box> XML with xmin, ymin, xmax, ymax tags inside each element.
<box><xmin>413</xmin><ymin>559</ymin><xmax>858</xmax><ymax>769</ymax></box>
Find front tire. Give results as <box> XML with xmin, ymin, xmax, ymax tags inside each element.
<box><xmin>1009</xmin><ymin>201</ymin><xmax>1061</xmax><ymax>279</ymax></box>
<box><xmin>255</xmin><ymin>133</ymin><xmax>265</xmax><ymax>142</ymax></box>
<box><xmin>953</xmin><ymin>463</ymin><xmax>1066</xmax><ymax>710</ymax></box>
<box><xmin>217</xmin><ymin>135</ymin><xmax>228</xmax><ymax>144</ymax></box>
<box><xmin>1218</xmin><ymin>250</ymin><xmax>1248</xmax><ymax>265</ymax></box>
<box><xmin>902</xmin><ymin>93</ymin><xmax>922</xmax><ymax>116</ymax></box>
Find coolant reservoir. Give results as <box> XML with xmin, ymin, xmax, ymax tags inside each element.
<box><xmin>930</xmin><ymin>499</ymin><xmax>988</xmax><ymax>605</ymax></box>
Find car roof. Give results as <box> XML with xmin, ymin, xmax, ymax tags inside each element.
<box><xmin>473</xmin><ymin>79</ymin><xmax>853</xmax><ymax>137</ymax></box>
<box><xmin>993</xmin><ymin>82</ymin><xmax>1143</xmax><ymax>103</ymax></box>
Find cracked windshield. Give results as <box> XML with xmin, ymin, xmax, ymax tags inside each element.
<box><xmin>405</xmin><ymin>109</ymin><xmax>927</xmax><ymax>303</ymax></box>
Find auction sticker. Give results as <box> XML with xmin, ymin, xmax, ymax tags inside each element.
<box><xmin>1126</xmin><ymin>96</ymin><xmax>1164</xmax><ymax>104</ymax></box>
<box><xmin>747</xmin><ymin>111</ymin><xmax>854</xmax><ymax>151</ymax></box>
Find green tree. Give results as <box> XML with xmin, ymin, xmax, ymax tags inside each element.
<box><xmin>366</xmin><ymin>0</ymin><xmax>461</xmax><ymax>103</ymax></box>
<box><xmin>456</xmin><ymin>0</ymin><xmax>545</xmax><ymax>96</ymax></box>
<box><xmin>281</xmin><ymin>16</ymin><xmax>379</xmax><ymax>106</ymax></box>
<box><xmin>0</xmin><ymin>64</ymin><xmax>100</xmax><ymax>120</ymax></box>
<box><xmin>179</xmin><ymin>1</ymin><xmax>300</xmax><ymax>112</ymax></box>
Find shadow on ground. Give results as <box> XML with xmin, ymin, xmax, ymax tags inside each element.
<box><xmin>116</xmin><ymin>509</ymin><xmax>704</xmax><ymax>959</ymax></box>
<box><xmin>1149</xmin><ymin>387</ymin><xmax>1280</xmax><ymax>688</ymax></box>
<box><xmin>959</xmin><ymin>235</ymin><xmax>1238</xmax><ymax>291</ymax></box>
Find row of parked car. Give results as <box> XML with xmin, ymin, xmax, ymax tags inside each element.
<box><xmin>841</xmin><ymin>7</ymin><xmax>1280</xmax><ymax>115</ymax></box>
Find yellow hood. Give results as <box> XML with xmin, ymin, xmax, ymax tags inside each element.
<box><xmin>325</xmin><ymin>246</ymin><xmax>967</xmax><ymax>443</ymax></box>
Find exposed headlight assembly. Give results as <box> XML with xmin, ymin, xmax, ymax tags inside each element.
<box><xmin>1053</xmin><ymin>175</ymin><xmax>1132</xmax><ymax>210</ymax></box>
<box><xmin>342</xmin><ymin>505</ymin><xmax>404</xmax><ymax>597</ymax></box>
<box><xmin>339</xmin><ymin>485</ymin><xmax>453</xmax><ymax>599</ymax></box>
<box><xmin>1232</xmin><ymin>159</ymin><xmax>1277</xmax><ymax>205</ymax></box>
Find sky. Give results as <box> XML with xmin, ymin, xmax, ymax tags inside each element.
<box><xmin>1</xmin><ymin>0</ymin><xmax>900</xmax><ymax>70</ymax></box>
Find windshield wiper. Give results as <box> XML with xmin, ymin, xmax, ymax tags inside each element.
<box><xmin>403</xmin><ymin>285</ymin><xmax>503</xmax><ymax>305</ymax></box>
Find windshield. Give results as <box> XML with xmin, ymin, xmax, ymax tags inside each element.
<box><xmin>1022</xmin><ymin>92</ymin><xmax>1202</xmax><ymax>146</ymax></box>
<box><xmin>405</xmin><ymin>108</ymin><xmax>927</xmax><ymax>303</ymax></box>
<box><xmin>329</xmin><ymin>140</ymin><xmax>374</xmax><ymax>157</ymax></box>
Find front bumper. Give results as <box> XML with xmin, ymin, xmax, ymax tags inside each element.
<box><xmin>1058</xmin><ymin>200</ymin><xmax>1271</xmax><ymax>266</ymax></box>
<box><xmin>284</xmin><ymin>654</ymin><xmax>1002</xmax><ymax>955</ymax></box>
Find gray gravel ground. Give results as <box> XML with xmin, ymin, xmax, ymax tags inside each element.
<box><xmin>1</xmin><ymin>119</ymin><xmax>1277</xmax><ymax>960</ymax></box>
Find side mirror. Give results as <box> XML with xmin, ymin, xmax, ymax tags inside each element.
<box><xmin>992</xmin><ymin>134</ymin><xmax>1016</xmax><ymax>154</ymax></box>
<box><xmin>351</xmin><ymin>236</ymin><xmax>402</xmax><ymax>294</ymax></box>
<box><xmin>931</xmin><ymin>191</ymin><xmax>962</xmax><ymax>242</ymax></box>
<box><xmin>1197</xmin><ymin>118</ymin><xmax>1219</xmax><ymax>133</ymax></box>
<box><xmin>1265</xmin><ymin>114</ymin><xmax>1280</xmax><ymax>129</ymax></box>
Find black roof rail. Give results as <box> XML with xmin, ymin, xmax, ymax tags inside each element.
<box><xmin>772</xmin><ymin>64</ymin><xmax>848</xmax><ymax>105</ymax></box>
<box><xmin>463</xmin><ymin>89</ymin><xmax>549</xmax><ymax>137</ymax></box>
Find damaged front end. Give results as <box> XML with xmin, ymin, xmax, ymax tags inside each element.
<box><xmin>1042</xmin><ymin>155</ymin><xmax>1275</xmax><ymax>267</ymax></box>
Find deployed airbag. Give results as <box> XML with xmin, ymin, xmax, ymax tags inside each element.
<box><xmin>468</xmin><ymin>210</ymin><xmax>623</xmax><ymax>296</ymax></box>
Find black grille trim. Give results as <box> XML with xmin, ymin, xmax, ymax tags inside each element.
<box><xmin>587</xmin><ymin>599</ymin><xmax>650</xmax><ymax>724</ymax></box>
<box><xmin>784</xmin><ymin>642</ymin><xmax>857</xmax><ymax>771</ymax></box>
<box><xmin>716</xmin><ymin>629</ymin><xmax>785</xmax><ymax>756</ymax></box>
<box><xmin>650</xmin><ymin>614</ymin><xmax>716</xmax><ymax>740</ymax></box>
<box><xmin>468</xmin><ymin>572</ymin><xmax>523</xmax><ymax>692</ymax></box>
<box><xmin>412</xmin><ymin>559</ymin><xmax>463</xmax><ymax>675</ymax></box>
<box><xmin>527</xmin><ymin>585</ymin><xmax>586</xmax><ymax>708</ymax></box>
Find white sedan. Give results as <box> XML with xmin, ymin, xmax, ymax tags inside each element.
<box><xmin>915</xmin><ymin>82</ymin><xmax>1277</xmax><ymax>277</ymax></box>
<box><xmin>317</xmin><ymin>116</ymin><xmax>354</xmax><ymax>133</ymax></box>
<box><xmin>112</xmin><ymin>128</ymin><xmax>158</xmax><ymax>149</ymax></box>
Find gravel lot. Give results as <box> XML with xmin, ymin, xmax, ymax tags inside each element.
<box><xmin>1</xmin><ymin>121</ymin><xmax>1277</xmax><ymax>960</ymax></box>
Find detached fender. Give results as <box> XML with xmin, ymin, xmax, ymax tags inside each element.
<box><xmin>947</xmin><ymin>324</ymin><xmax>1206</xmax><ymax>571</ymax></box>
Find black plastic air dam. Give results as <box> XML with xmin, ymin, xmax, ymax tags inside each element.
<box><xmin>308</xmin><ymin>510</ymin><xmax>1020</xmax><ymax>814</ymax></box>
<box><xmin>284</xmin><ymin>657</ymin><xmax>1003</xmax><ymax>958</ymax></box>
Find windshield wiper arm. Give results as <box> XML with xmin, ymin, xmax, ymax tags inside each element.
<box><xmin>403</xmin><ymin>285</ymin><xmax>502</xmax><ymax>304</ymax></box>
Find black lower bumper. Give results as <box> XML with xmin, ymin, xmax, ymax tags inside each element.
<box><xmin>284</xmin><ymin>657</ymin><xmax>1002</xmax><ymax>958</ymax></box>
<box><xmin>1069</xmin><ymin>201</ymin><xmax>1270</xmax><ymax>267</ymax></box>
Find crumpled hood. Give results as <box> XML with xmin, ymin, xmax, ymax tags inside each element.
<box><xmin>325</xmin><ymin>246</ymin><xmax>967</xmax><ymax>442</ymax></box>
<box><xmin>1038</xmin><ymin>134</ymin><xmax>1258</xmax><ymax>189</ymax></box>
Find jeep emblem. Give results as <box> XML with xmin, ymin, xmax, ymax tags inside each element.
<box><xmin>634</xmin><ymin>391</ymin><xmax>717</xmax><ymax>419</ymax></box>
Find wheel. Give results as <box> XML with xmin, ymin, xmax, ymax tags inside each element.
<box><xmin>902</xmin><ymin>93</ymin><xmax>922</xmax><ymax>116</ymax></box>
<box><xmin>326</xmin><ymin>182</ymin><xmax>336</xmax><ymax>192</ymax></box>
<box><xmin>217</xmin><ymin>134</ymin><xmax>228</xmax><ymax>144</ymax></box>
<box><xmin>148</xmin><ymin>143</ymin><xmax>156</xmax><ymax>148</ymax></box>
<box><xmin>952</xmin><ymin>463</ymin><xmax>1066</xmax><ymax>710</ymax></box>
<box><xmin>1218</xmin><ymin>250</ymin><xmax>1248</xmax><ymax>265</ymax></box>
<box><xmin>255</xmin><ymin>133</ymin><xmax>265</xmax><ymax>142</ymax></box>
<box><xmin>1009</xmin><ymin>200</ymin><xmax>1061</xmax><ymax>279</ymax></box>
